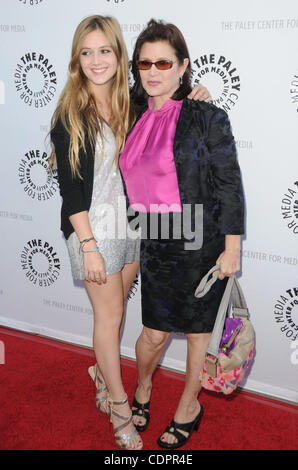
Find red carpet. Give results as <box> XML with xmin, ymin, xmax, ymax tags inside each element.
<box><xmin>0</xmin><ymin>326</ymin><xmax>297</xmax><ymax>450</ymax></box>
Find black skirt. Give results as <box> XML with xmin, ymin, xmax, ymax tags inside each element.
<box><xmin>140</xmin><ymin>232</ymin><xmax>228</xmax><ymax>334</ymax></box>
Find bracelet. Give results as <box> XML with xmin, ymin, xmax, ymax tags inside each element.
<box><xmin>79</xmin><ymin>237</ymin><xmax>96</xmax><ymax>245</ymax></box>
<box><xmin>82</xmin><ymin>247</ymin><xmax>100</xmax><ymax>254</ymax></box>
<box><xmin>79</xmin><ymin>237</ymin><xmax>99</xmax><ymax>254</ymax></box>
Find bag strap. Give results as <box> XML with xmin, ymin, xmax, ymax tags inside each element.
<box><xmin>194</xmin><ymin>265</ymin><xmax>219</xmax><ymax>298</ymax></box>
<box><xmin>195</xmin><ymin>265</ymin><xmax>248</xmax><ymax>312</ymax></box>
<box><xmin>194</xmin><ymin>265</ymin><xmax>249</xmax><ymax>377</ymax></box>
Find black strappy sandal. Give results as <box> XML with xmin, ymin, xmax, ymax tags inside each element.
<box><xmin>157</xmin><ymin>405</ymin><xmax>204</xmax><ymax>449</ymax></box>
<box><xmin>131</xmin><ymin>395</ymin><xmax>151</xmax><ymax>432</ymax></box>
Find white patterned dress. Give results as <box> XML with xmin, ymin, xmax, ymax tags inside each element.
<box><xmin>66</xmin><ymin>122</ymin><xmax>140</xmax><ymax>280</ymax></box>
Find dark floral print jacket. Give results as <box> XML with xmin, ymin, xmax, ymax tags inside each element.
<box><xmin>121</xmin><ymin>98</ymin><xmax>245</xmax><ymax>248</ymax></box>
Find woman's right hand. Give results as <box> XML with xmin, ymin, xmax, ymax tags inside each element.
<box><xmin>83</xmin><ymin>240</ymin><xmax>106</xmax><ymax>284</ymax></box>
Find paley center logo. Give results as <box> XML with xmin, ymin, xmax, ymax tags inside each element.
<box><xmin>274</xmin><ymin>286</ymin><xmax>298</xmax><ymax>342</ymax></box>
<box><xmin>18</xmin><ymin>149</ymin><xmax>58</xmax><ymax>201</ymax></box>
<box><xmin>193</xmin><ymin>53</ymin><xmax>241</xmax><ymax>112</ymax></box>
<box><xmin>14</xmin><ymin>52</ymin><xmax>57</xmax><ymax>107</ymax></box>
<box><xmin>127</xmin><ymin>275</ymin><xmax>139</xmax><ymax>300</ymax></box>
<box><xmin>21</xmin><ymin>239</ymin><xmax>61</xmax><ymax>287</ymax></box>
<box><xmin>290</xmin><ymin>72</ymin><xmax>298</xmax><ymax>113</ymax></box>
<box><xmin>281</xmin><ymin>181</ymin><xmax>298</xmax><ymax>235</ymax></box>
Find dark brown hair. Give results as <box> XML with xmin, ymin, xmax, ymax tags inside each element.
<box><xmin>130</xmin><ymin>19</ymin><xmax>192</xmax><ymax>106</ymax></box>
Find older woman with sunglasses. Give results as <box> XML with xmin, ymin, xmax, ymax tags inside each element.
<box><xmin>119</xmin><ymin>19</ymin><xmax>245</xmax><ymax>449</ymax></box>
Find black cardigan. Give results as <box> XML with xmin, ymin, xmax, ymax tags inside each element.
<box><xmin>51</xmin><ymin>99</ymin><xmax>245</xmax><ymax>241</ymax></box>
<box><xmin>51</xmin><ymin>118</ymin><xmax>96</xmax><ymax>240</ymax></box>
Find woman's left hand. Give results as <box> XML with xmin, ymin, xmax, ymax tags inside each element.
<box><xmin>216</xmin><ymin>249</ymin><xmax>241</xmax><ymax>280</ymax></box>
<box><xmin>187</xmin><ymin>83</ymin><xmax>211</xmax><ymax>102</ymax></box>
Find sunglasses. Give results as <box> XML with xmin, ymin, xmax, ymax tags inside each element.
<box><xmin>137</xmin><ymin>59</ymin><xmax>178</xmax><ymax>70</ymax></box>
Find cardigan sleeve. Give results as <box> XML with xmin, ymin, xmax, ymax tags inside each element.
<box><xmin>50</xmin><ymin>118</ymin><xmax>88</xmax><ymax>218</ymax></box>
<box><xmin>206</xmin><ymin>108</ymin><xmax>245</xmax><ymax>235</ymax></box>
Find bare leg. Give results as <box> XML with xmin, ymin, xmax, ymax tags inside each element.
<box><xmin>85</xmin><ymin>272</ymin><xmax>142</xmax><ymax>450</ymax></box>
<box><xmin>160</xmin><ymin>332</ymin><xmax>211</xmax><ymax>445</ymax></box>
<box><xmin>132</xmin><ymin>326</ymin><xmax>170</xmax><ymax>427</ymax></box>
<box><xmin>89</xmin><ymin>261</ymin><xmax>140</xmax><ymax>411</ymax></box>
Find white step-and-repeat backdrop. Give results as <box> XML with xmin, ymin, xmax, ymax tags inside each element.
<box><xmin>0</xmin><ymin>0</ymin><xmax>297</xmax><ymax>403</ymax></box>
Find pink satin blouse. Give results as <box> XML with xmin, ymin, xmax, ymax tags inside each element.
<box><xmin>119</xmin><ymin>97</ymin><xmax>183</xmax><ymax>213</ymax></box>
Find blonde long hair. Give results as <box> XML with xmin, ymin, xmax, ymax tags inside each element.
<box><xmin>49</xmin><ymin>15</ymin><xmax>131</xmax><ymax>178</ymax></box>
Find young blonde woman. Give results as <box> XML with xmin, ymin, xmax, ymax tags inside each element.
<box><xmin>49</xmin><ymin>15</ymin><xmax>210</xmax><ymax>450</ymax></box>
<box><xmin>49</xmin><ymin>15</ymin><xmax>144</xmax><ymax>450</ymax></box>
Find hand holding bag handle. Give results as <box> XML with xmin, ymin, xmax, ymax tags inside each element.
<box><xmin>195</xmin><ymin>265</ymin><xmax>249</xmax><ymax>377</ymax></box>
